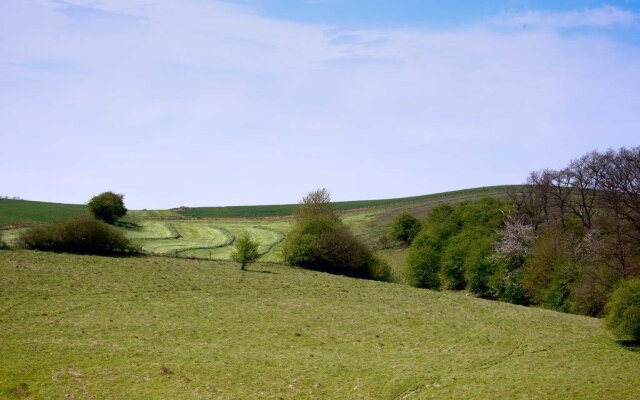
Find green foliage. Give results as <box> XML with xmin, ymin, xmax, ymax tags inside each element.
<box><xmin>389</xmin><ymin>212</ymin><xmax>422</xmax><ymax>245</ymax></box>
<box><xmin>293</xmin><ymin>188</ymin><xmax>339</xmax><ymax>222</ymax></box>
<box><xmin>406</xmin><ymin>246</ymin><xmax>441</xmax><ymax>289</ymax></box>
<box><xmin>489</xmin><ymin>245</ymin><xmax>531</xmax><ymax>305</ymax></box>
<box><xmin>490</xmin><ymin>267</ymin><xmax>530</xmax><ymax>305</ymax></box>
<box><xmin>543</xmin><ymin>265</ymin><xmax>577</xmax><ymax>313</ymax></box>
<box><xmin>521</xmin><ymin>227</ymin><xmax>612</xmax><ymax>316</ymax></box>
<box><xmin>282</xmin><ymin>215</ymin><xmax>387</xmax><ymax>280</ymax></box>
<box><xmin>18</xmin><ymin>216</ymin><xmax>137</xmax><ymax>255</ymax></box>
<box><xmin>283</xmin><ymin>189</ymin><xmax>388</xmax><ymax>280</ymax></box>
<box><xmin>88</xmin><ymin>192</ymin><xmax>127</xmax><ymax>224</ymax></box>
<box><xmin>439</xmin><ymin>237</ymin><xmax>467</xmax><ymax>289</ymax></box>
<box><xmin>407</xmin><ymin>198</ymin><xmax>507</xmax><ymax>294</ymax></box>
<box><xmin>605</xmin><ymin>279</ymin><xmax>640</xmax><ymax>341</ymax></box>
<box><xmin>231</xmin><ymin>232</ymin><xmax>261</xmax><ymax>270</ymax></box>
<box><xmin>522</xmin><ymin>228</ymin><xmax>571</xmax><ymax>305</ymax></box>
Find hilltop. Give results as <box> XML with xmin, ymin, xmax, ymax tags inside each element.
<box><xmin>0</xmin><ymin>186</ymin><xmax>515</xmax><ymax>226</ymax></box>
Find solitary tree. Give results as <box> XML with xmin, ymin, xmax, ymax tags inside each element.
<box><xmin>389</xmin><ymin>212</ymin><xmax>422</xmax><ymax>245</ymax></box>
<box><xmin>293</xmin><ymin>187</ymin><xmax>339</xmax><ymax>222</ymax></box>
<box><xmin>231</xmin><ymin>232</ymin><xmax>261</xmax><ymax>270</ymax></box>
<box><xmin>87</xmin><ymin>191</ymin><xmax>127</xmax><ymax>224</ymax></box>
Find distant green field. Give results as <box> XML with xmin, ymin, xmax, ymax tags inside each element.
<box><xmin>0</xmin><ymin>198</ymin><xmax>87</xmax><ymax>226</ymax></box>
<box><xmin>1</xmin><ymin>250</ymin><xmax>638</xmax><ymax>399</ymax></box>
<box><xmin>177</xmin><ymin>185</ymin><xmax>517</xmax><ymax>219</ymax></box>
<box><xmin>120</xmin><ymin>220</ymin><xmax>288</xmax><ymax>263</ymax></box>
<box><xmin>0</xmin><ymin>186</ymin><xmax>515</xmax><ymax>265</ymax></box>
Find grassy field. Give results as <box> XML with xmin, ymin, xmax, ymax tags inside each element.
<box><xmin>0</xmin><ymin>199</ymin><xmax>87</xmax><ymax>226</ymax></box>
<box><xmin>1</xmin><ymin>250</ymin><xmax>639</xmax><ymax>399</ymax></box>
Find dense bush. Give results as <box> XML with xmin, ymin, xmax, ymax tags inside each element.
<box><xmin>19</xmin><ymin>216</ymin><xmax>137</xmax><ymax>255</ymax></box>
<box><xmin>283</xmin><ymin>215</ymin><xmax>388</xmax><ymax>280</ymax></box>
<box><xmin>406</xmin><ymin>245</ymin><xmax>441</xmax><ymax>289</ymax></box>
<box><xmin>88</xmin><ymin>191</ymin><xmax>127</xmax><ymax>224</ymax></box>
<box><xmin>283</xmin><ymin>189</ymin><xmax>389</xmax><ymax>281</ymax></box>
<box><xmin>407</xmin><ymin>198</ymin><xmax>507</xmax><ymax>294</ymax></box>
<box><xmin>605</xmin><ymin>279</ymin><xmax>640</xmax><ymax>341</ymax></box>
<box><xmin>389</xmin><ymin>212</ymin><xmax>422</xmax><ymax>245</ymax></box>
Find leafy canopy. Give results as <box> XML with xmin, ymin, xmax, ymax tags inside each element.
<box><xmin>231</xmin><ymin>232</ymin><xmax>261</xmax><ymax>270</ymax></box>
<box><xmin>283</xmin><ymin>188</ymin><xmax>389</xmax><ymax>281</ymax></box>
<box><xmin>389</xmin><ymin>212</ymin><xmax>422</xmax><ymax>245</ymax></box>
<box><xmin>88</xmin><ymin>191</ymin><xmax>127</xmax><ymax>224</ymax></box>
<box><xmin>605</xmin><ymin>279</ymin><xmax>640</xmax><ymax>341</ymax></box>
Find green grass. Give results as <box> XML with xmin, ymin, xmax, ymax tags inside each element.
<box><xmin>0</xmin><ymin>199</ymin><xmax>87</xmax><ymax>226</ymax></box>
<box><xmin>118</xmin><ymin>220</ymin><xmax>289</xmax><ymax>263</ymax></box>
<box><xmin>377</xmin><ymin>247</ymin><xmax>410</xmax><ymax>284</ymax></box>
<box><xmin>1</xmin><ymin>250</ymin><xmax>639</xmax><ymax>399</ymax></box>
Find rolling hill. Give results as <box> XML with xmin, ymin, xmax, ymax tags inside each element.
<box><xmin>0</xmin><ymin>186</ymin><xmax>515</xmax><ymax>265</ymax></box>
<box><xmin>1</xmin><ymin>250</ymin><xmax>638</xmax><ymax>399</ymax></box>
<box><xmin>0</xmin><ymin>198</ymin><xmax>87</xmax><ymax>226</ymax></box>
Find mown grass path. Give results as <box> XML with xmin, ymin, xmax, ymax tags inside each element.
<box><xmin>1</xmin><ymin>251</ymin><xmax>639</xmax><ymax>399</ymax></box>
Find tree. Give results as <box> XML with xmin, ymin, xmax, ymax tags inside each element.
<box><xmin>605</xmin><ymin>279</ymin><xmax>640</xmax><ymax>341</ymax></box>
<box><xmin>231</xmin><ymin>232</ymin><xmax>260</xmax><ymax>270</ymax></box>
<box><xmin>406</xmin><ymin>199</ymin><xmax>506</xmax><ymax>294</ymax></box>
<box><xmin>88</xmin><ymin>191</ymin><xmax>127</xmax><ymax>224</ymax></box>
<box><xmin>293</xmin><ymin>188</ymin><xmax>339</xmax><ymax>222</ymax></box>
<box><xmin>389</xmin><ymin>212</ymin><xmax>422</xmax><ymax>245</ymax></box>
<box><xmin>282</xmin><ymin>189</ymin><xmax>389</xmax><ymax>280</ymax></box>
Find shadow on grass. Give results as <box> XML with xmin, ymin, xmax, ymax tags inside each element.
<box><xmin>616</xmin><ymin>340</ymin><xmax>640</xmax><ymax>352</ymax></box>
<box><xmin>115</xmin><ymin>220</ymin><xmax>141</xmax><ymax>230</ymax></box>
<box><xmin>243</xmin><ymin>269</ymin><xmax>277</xmax><ymax>274</ymax></box>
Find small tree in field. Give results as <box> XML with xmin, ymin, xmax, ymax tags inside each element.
<box><xmin>231</xmin><ymin>232</ymin><xmax>261</xmax><ymax>270</ymax></box>
<box><xmin>88</xmin><ymin>191</ymin><xmax>127</xmax><ymax>224</ymax></box>
<box><xmin>389</xmin><ymin>212</ymin><xmax>422</xmax><ymax>245</ymax></box>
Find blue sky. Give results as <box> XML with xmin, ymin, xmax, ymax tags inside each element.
<box><xmin>1</xmin><ymin>1</ymin><xmax>639</xmax><ymax>208</ymax></box>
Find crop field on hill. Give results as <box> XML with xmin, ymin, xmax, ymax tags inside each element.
<box><xmin>0</xmin><ymin>199</ymin><xmax>87</xmax><ymax>226</ymax></box>
<box><xmin>177</xmin><ymin>186</ymin><xmax>515</xmax><ymax>219</ymax></box>
<box><xmin>1</xmin><ymin>250</ymin><xmax>638</xmax><ymax>399</ymax></box>
<box><xmin>120</xmin><ymin>220</ymin><xmax>288</xmax><ymax>263</ymax></box>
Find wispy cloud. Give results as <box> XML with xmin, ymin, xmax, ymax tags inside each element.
<box><xmin>1</xmin><ymin>1</ymin><xmax>639</xmax><ymax>207</ymax></box>
<box><xmin>493</xmin><ymin>6</ymin><xmax>638</xmax><ymax>29</ymax></box>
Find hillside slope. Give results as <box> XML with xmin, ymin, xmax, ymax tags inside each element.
<box><xmin>177</xmin><ymin>185</ymin><xmax>516</xmax><ymax>219</ymax></box>
<box><xmin>0</xmin><ymin>198</ymin><xmax>87</xmax><ymax>226</ymax></box>
<box><xmin>1</xmin><ymin>250</ymin><xmax>638</xmax><ymax>399</ymax></box>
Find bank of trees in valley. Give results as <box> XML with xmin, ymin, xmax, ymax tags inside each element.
<box><xmin>511</xmin><ymin>146</ymin><xmax>639</xmax><ymax>316</ymax></box>
<box><xmin>406</xmin><ymin>146</ymin><xmax>640</xmax><ymax>325</ymax></box>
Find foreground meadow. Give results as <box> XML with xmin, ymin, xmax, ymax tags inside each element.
<box><xmin>1</xmin><ymin>250</ymin><xmax>638</xmax><ymax>399</ymax></box>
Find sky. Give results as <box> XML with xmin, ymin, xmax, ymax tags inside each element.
<box><xmin>1</xmin><ymin>0</ymin><xmax>639</xmax><ymax>209</ymax></box>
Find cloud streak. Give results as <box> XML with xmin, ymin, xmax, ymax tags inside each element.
<box><xmin>492</xmin><ymin>6</ymin><xmax>638</xmax><ymax>29</ymax></box>
<box><xmin>1</xmin><ymin>1</ymin><xmax>639</xmax><ymax>208</ymax></box>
